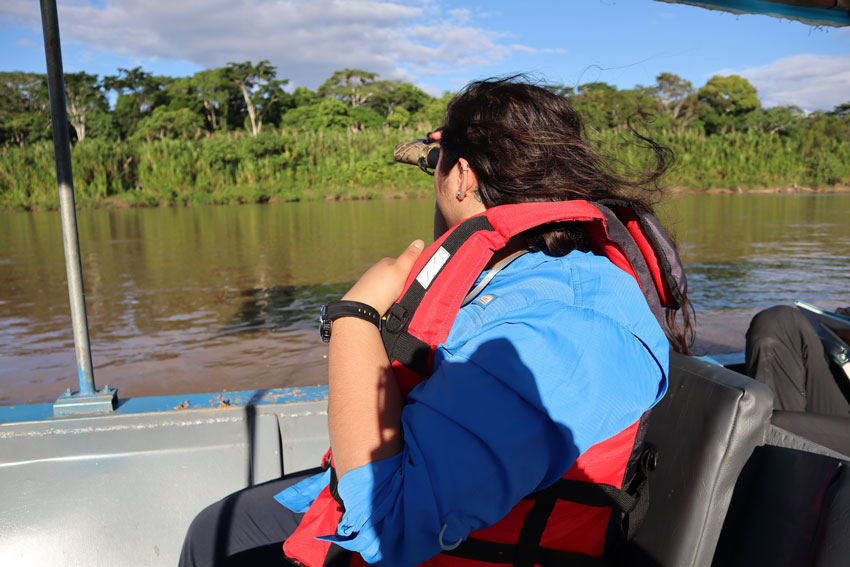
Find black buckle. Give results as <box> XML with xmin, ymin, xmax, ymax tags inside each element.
<box><xmin>383</xmin><ymin>304</ymin><xmax>409</xmax><ymax>334</ymax></box>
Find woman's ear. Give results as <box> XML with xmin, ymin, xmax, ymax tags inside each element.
<box><xmin>457</xmin><ymin>158</ymin><xmax>479</xmax><ymax>193</ymax></box>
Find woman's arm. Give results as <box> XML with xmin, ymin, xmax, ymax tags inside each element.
<box><xmin>328</xmin><ymin>240</ymin><xmax>424</xmax><ymax>478</ymax></box>
<box><xmin>328</xmin><ymin>318</ymin><xmax>402</xmax><ymax>478</ymax></box>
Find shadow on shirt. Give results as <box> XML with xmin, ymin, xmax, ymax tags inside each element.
<box><xmin>341</xmin><ymin>337</ymin><xmax>585</xmax><ymax>566</ymax></box>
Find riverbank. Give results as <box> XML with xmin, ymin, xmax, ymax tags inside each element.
<box><xmin>8</xmin><ymin>183</ymin><xmax>850</xmax><ymax>213</ymax></box>
<box><xmin>667</xmin><ymin>184</ymin><xmax>850</xmax><ymax>195</ymax></box>
<box><xmin>3</xmin><ymin>127</ymin><xmax>849</xmax><ymax>212</ymax></box>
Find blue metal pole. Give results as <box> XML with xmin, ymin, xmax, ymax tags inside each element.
<box><xmin>40</xmin><ymin>0</ymin><xmax>96</xmax><ymax>396</ymax></box>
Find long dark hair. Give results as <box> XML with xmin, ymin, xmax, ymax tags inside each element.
<box><xmin>438</xmin><ymin>76</ymin><xmax>694</xmax><ymax>353</ymax></box>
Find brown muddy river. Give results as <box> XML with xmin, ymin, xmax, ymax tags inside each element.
<box><xmin>2</xmin><ymin>193</ymin><xmax>849</xmax><ymax>405</ymax></box>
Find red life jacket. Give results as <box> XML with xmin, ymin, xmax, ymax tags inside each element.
<box><xmin>284</xmin><ymin>200</ymin><xmax>685</xmax><ymax>567</ymax></box>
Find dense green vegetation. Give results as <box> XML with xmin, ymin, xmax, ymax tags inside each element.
<box><xmin>1</xmin><ymin>64</ymin><xmax>849</xmax><ymax>211</ymax></box>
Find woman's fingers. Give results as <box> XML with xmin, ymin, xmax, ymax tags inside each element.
<box><xmin>396</xmin><ymin>240</ymin><xmax>425</xmax><ymax>272</ymax></box>
<box><xmin>342</xmin><ymin>240</ymin><xmax>425</xmax><ymax>315</ymax></box>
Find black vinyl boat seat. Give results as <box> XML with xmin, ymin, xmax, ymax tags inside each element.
<box><xmin>620</xmin><ymin>353</ymin><xmax>774</xmax><ymax>567</ymax></box>
<box><xmin>620</xmin><ymin>353</ymin><xmax>850</xmax><ymax>567</ymax></box>
<box><xmin>770</xmin><ymin>410</ymin><xmax>850</xmax><ymax>458</ymax></box>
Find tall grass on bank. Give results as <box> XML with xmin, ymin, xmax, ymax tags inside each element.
<box><xmin>0</xmin><ymin>127</ymin><xmax>433</xmax><ymax>211</ymax></box>
<box><xmin>2</xmin><ymin>127</ymin><xmax>849</xmax><ymax>211</ymax></box>
<box><xmin>603</xmin><ymin>129</ymin><xmax>850</xmax><ymax>189</ymax></box>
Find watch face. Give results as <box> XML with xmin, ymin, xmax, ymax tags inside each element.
<box><xmin>319</xmin><ymin>304</ymin><xmax>331</xmax><ymax>342</ymax></box>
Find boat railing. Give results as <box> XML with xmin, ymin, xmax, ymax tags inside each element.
<box><xmin>39</xmin><ymin>0</ymin><xmax>117</xmax><ymax>416</ymax></box>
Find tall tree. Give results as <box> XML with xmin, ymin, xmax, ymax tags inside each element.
<box><xmin>0</xmin><ymin>72</ymin><xmax>50</xmax><ymax>144</ymax></box>
<box><xmin>742</xmin><ymin>106</ymin><xmax>805</xmax><ymax>136</ymax></box>
<box><xmin>132</xmin><ymin>106</ymin><xmax>204</xmax><ymax>141</ymax></box>
<box><xmin>573</xmin><ymin>82</ymin><xmax>655</xmax><ymax>130</ymax></box>
<box><xmin>654</xmin><ymin>73</ymin><xmax>693</xmax><ymax>118</ymax></box>
<box><xmin>697</xmin><ymin>75</ymin><xmax>760</xmax><ymax>135</ymax></box>
<box><xmin>190</xmin><ymin>68</ymin><xmax>236</xmax><ymax>132</ymax></box>
<box><xmin>64</xmin><ymin>72</ymin><xmax>107</xmax><ymax>141</ymax></box>
<box><xmin>103</xmin><ymin>67</ymin><xmax>169</xmax><ymax>138</ymax></box>
<box><xmin>292</xmin><ymin>86</ymin><xmax>319</xmax><ymax>108</ymax></box>
<box><xmin>103</xmin><ymin>67</ymin><xmax>168</xmax><ymax>113</ymax></box>
<box><xmin>828</xmin><ymin>101</ymin><xmax>850</xmax><ymax>118</ymax></box>
<box><xmin>417</xmin><ymin>92</ymin><xmax>454</xmax><ymax>128</ymax></box>
<box><xmin>226</xmin><ymin>61</ymin><xmax>288</xmax><ymax>136</ymax></box>
<box><xmin>318</xmin><ymin>69</ymin><xmax>378</xmax><ymax>107</ymax></box>
<box><xmin>652</xmin><ymin>73</ymin><xmax>698</xmax><ymax>130</ymax></box>
<box><xmin>698</xmin><ymin>75</ymin><xmax>760</xmax><ymax>116</ymax></box>
<box><xmin>368</xmin><ymin>81</ymin><xmax>430</xmax><ymax>117</ymax></box>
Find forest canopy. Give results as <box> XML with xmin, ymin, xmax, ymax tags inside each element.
<box><xmin>1</xmin><ymin>64</ymin><xmax>848</xmax><ymax>210</ymax></box>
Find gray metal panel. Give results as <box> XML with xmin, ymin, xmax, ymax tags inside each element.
<box><xmin>278</xmin><ymin>405</ymin><xmax>331</xmax><ymax>474</ymax></box>
<box><xmin>0</xmin><ymin>400</ymin><xmax>328</xmax><ymax>566</ymax></box>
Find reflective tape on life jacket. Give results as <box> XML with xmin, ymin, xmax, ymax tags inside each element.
<box><xmin>284</xmin><ymin>200</ymin><xmax>679</xmax><ymax>567</ymax></box>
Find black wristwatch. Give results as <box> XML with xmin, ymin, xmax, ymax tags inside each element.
<box><xmin>319</xmin><ymin>300</ymin><xmax>382</xmax><ymax>343</ymax></box>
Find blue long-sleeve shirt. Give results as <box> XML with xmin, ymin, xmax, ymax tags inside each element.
<box><xmin>277</xmin><ymin>249</ymin><xmax>669</xmax><ymax>566</ymax></box>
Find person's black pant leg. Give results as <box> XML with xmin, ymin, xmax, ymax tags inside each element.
<box><xmin>179</xmin><ymin>469</ymin><xmax>319</xmax><ymax>567</ymax></box>
<box><xmin>746</xmin><ymin>305</ymin><xmax>850</xmax><ymax>416</ymax></box>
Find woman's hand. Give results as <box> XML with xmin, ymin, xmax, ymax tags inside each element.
<box><xmin>343</xmin><ymin>240</ymin><xmax>425</xmax><ymax>315</ymax></box>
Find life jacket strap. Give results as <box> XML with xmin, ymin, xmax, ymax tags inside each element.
<box><xmin>443</xmin><ymin>443</ymin><xmax>656</xmax><ymax>567</ymax></box>
<box><xmin>441</xmin><ymin>537</ymin><xmax>613</xmax><ymax>566</ymax></box>
<box><xmin>320</xmin><ymin>544</ymin><xmax>352</xmax><ymax>567</ymax></box>
<box><xmin>462</xmin><ymin>249</ymin><xmax>530</xmax><ymax>307</ymax></box>
<box><xmin>591</xmin><ymin>203</ymin><xmax>665</xmax><ymax>326</ymax></box>
<box><xmin>596</xmin><ymin>199</ymin><xmax>687</xmax><ymax>309</ymax></box>
<box><xmin>382</xmin><ymin>215</ymin><xmax>495</xmax><ymax>377</ymax></box>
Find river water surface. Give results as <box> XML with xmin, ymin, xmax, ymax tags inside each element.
<box><xmin>2</xmin><ymin>193</ymin><xmax>849</xmax><ymax>405</ymax></box>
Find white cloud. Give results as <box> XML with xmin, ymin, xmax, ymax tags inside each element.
<box><xmin>733</xmin><ymin>54</ymin><xmax>850</xmax><ymax>112</ymax></box>
<box><xmin>0</xmin><ymin>0</ymin><xmax>35</xmax><ymax>25</ymax></box>
<box><xmin>1</xmin><ymin>0</ymin><xmax>561</xmax><ymax>90</ymax></box>
<box><xmin>447</xmin><ymin>8</ymin><xmax>471</xmax><ymax>23</ymax></box>
<box><xmin>510</xmin><ymin>44</ymin><xmax>567</xmax><ymax>55</ymax></box>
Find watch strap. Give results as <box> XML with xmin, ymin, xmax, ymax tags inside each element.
<box><xmin>324</xmin><ymin>300</ymin><xmax>381</xmax><ymax>329</ymax></box>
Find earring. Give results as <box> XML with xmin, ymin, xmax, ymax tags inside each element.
<box><xmin>456</xmin><ymin>191</ymin><xmax>463</xmax><ymax>200</ymax></box>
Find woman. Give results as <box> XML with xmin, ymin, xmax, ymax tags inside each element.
<box><xmin>180</xmin><ymin>77</ymin><xmax>690</xmax><ymax>567</ymax></box>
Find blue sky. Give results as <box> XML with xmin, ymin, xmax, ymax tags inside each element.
<box><xmin>2</xmin><ymin>0</ymin><xmax>849</xmax><ymax>111</ymax></box>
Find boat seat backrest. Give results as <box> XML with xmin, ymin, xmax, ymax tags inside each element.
<box><xmin>621</xmin><ymin>353</ymin><xmax>774</xmax><ymax>567</ymax></box>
